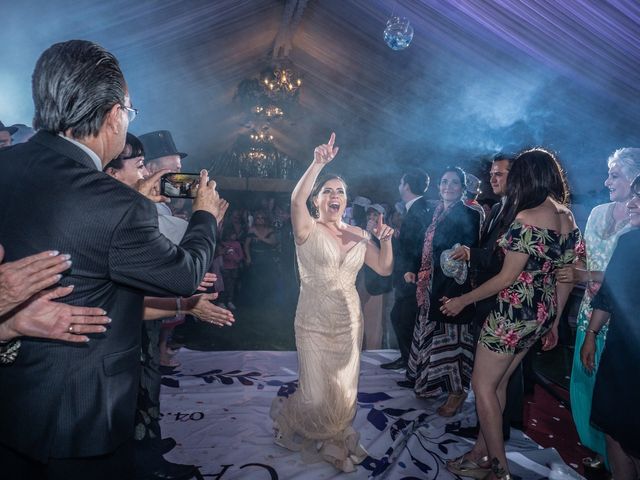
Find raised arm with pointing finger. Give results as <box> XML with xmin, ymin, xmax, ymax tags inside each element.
<box><xmin>290</xmin><ymin>133</ymin><xmax>340</xmax><ymax>243</ymax></box>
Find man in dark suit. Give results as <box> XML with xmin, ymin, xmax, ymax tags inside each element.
<box><xmin>0</xmin><ymin>40</ymin><xmax>224</xmax><ymax>479</ymax></box>
<box><xmin>450</xmin><ymin>154</ymin><xmax>523</xmax><ymax>440</ymax></box>
<box><xmin>381</xmin><ymin>169</ymin><xmax>432</xmax><ymax>370</ymax></box>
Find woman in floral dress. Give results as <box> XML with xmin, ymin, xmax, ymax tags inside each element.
<box><xmin>441</xmin><ymin>148</ymin><xmax>581</xmax><ymax>480</ymax></box>
<box><xmin>557</xmin><ymin>148</ymin><xmax>639</xmax><ymax>468</ymax></box>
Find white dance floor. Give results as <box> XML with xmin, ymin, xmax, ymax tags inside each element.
<box><xmin>159</xmin><ymin>349</ymin><xmax>581</xmax><ymax>479</ymax></box>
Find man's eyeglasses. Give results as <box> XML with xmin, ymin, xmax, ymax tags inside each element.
<box><xmin>121</xmin><ymin>105</ymin><xmax>138</xmax><ymax>122</ymax></box>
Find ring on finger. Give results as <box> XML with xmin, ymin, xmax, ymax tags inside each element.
<box><xmin>68</xmin><ymin>324</ymin><xmax>74</xmax><ymax>333</ymax></box>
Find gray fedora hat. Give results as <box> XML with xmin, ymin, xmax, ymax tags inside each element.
<box><xmin>138</xmin><ymin>130</ymin><xmax>187</xmax><ymax>163</ymax></box>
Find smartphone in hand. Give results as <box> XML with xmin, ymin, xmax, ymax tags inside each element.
<box><xmin>160</xmin><ymin>173</ymin><xmax>201</xmax><ymax>198</ymax></box>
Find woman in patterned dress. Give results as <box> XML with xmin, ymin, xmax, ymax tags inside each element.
<box><xmin>557</xmin><ymin>148</ymin><xmax>640</xmax><ymax>468</ymax></box>
<box><xmin>441</xmin><ymin>149</ymin><xmax>581</xmax><ymax>480</ymax></box>
<box><xmin>405</xmin><ymin>167</ymin><xmax>481</xmax><ymax>415</ymax></box>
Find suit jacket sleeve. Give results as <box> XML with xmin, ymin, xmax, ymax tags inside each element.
<box><xmin>469</xmin><ymin>203</ymin><xmax>501</xmax><ymax>272</ymax></box>
<box><xmin>397</xmin><ymin>213</ymin><xmax>422</xmax><ymax>275</ymax></box>
<box><xmin>402</xmin><ymin>201</ymin><xmax>432</xmax><ymax>275</ymax></box>
<box><xmin>108</xmin><ymin>196</ymin><xmax>217</xmax><ymax>297</ymax></box>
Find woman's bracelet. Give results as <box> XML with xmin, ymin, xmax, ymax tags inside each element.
<box><xmin>586</xmin><ymin>328</ymin><xmax>599</xmax><ymax>336</ymax></box>
<box><xmin>176</xmin><ymin>297</ymin><xmax>182</xmax><ymax>316</ymax></box>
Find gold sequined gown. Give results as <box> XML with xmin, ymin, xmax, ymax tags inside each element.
<box><xmin>270</xmin><ymin>222</ymin><xmax>369</xmax><ymax>472</ymax></box>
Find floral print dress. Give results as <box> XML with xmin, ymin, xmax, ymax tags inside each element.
<box><xmin>479</xmin><ymin>221</ymin><xmax>581</xmax><ymax>354</ymax></box>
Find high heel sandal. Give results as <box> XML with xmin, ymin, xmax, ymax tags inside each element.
<box><xmin>489</xmin><ymin>457</ymin><xmax>515</xmax><ymax>479</ymax></box>
<box><xmin>446</xmin><ymin>453</ymin><xmax>491</xmax><ymax>479</ymax></box>
<box><xmin>437</xmin><ymin>391</ymin><xmax>467</xmax><ymax>417</ymax></box>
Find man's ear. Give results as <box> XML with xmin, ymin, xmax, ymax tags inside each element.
<box><xmin>104</xmin><ymin>103</ymin><xmax>122</xmax><ymax>134</ymax></box>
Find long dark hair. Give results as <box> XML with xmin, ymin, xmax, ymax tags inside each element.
<box><xmin>307</xmin><ymin>173</ymin><xmax>347</xmax><ymax>218</ymax></box>
<box><xmin>501</xmin><ymin>148</ymin><xmax>569</xmax><ymax>227</ymax></box>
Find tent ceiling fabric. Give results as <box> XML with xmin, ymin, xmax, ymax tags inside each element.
<box><xmin>1</xmin><ymin>0</ymin><xmax>639</xmax><ymax>192</ymax></box>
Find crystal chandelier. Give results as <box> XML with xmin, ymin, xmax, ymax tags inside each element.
<box><xmin>249</xmin><ymin>128</ymin><xmax>274</xmax><ymax>143</ymax></box>
<box><xmin>252</xmin><ymin>105</ymin><xmax>284</xmax><ymax>119</ymax></box>
<box><xmin>235</xmin><ymin>64</ymin><xmax>302</xmax><ymax>119</ymax></box>
<box><xmin>261</xmin><ymin>65</ymin><xmax>302</xmax><ymax>98</ymax></box>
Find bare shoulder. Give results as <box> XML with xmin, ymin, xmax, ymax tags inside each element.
<box><xmin>515</xmin><ymin>199</ymin><xmax>577</xmax><ymax>233</ymax></box>
<box><xmin>514</xmin><ymin>208</ymin><xmax>537</xmax><ymax>225</ymax></box>
<box><xmin>556</xmin><ymin>204</ymin><xmax>578</xmax><ymax>231</ymax></box>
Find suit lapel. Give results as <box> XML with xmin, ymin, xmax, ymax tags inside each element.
<box><xmin>31</xmin><ymin>130</ymin><xmax>100</xmax><ymax>171</ymax></box>
<box><xmin>482</xmin><ymin>202</ymin><xmax>503</xmax><ymax>240</ymax></box>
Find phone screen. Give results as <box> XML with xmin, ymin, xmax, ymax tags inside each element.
<box><xmin>160</xmin><ymin>173</ymin><xmax>201</xmax><ymax>199</ymax></box>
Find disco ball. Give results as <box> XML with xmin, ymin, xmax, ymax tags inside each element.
<box><xmin>383</xmin><ymin>16</ymin><xmax>414</xmax><ymax>51</ymax></box>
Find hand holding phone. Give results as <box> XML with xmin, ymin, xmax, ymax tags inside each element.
<box><xmin>160</xmin><ymin>173</ymin><xmax>201</xmax><ymax>199</ymax></box>
<box><xmin>192</xmin><ymin>170</ymin><xmax>228</xmax><ymax>222</ymax></box>
<box><xmin>135</xmin><ymin>168</ymin><xmax>171</xmax><ymax>203</ymax></box>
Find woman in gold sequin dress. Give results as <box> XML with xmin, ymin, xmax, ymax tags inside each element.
<box><xmin>270</xmin><ymin>133</ymin><xmax>394</xmax><ymax>472</ymax></box>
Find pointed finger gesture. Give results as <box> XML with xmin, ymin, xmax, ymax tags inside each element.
<box><xmin>373</xmin><ymin>214</ymin><xmax>394</xmax><ymax>242</ymax></box>
<box><xmin>313</xmin><ymin>132</ymin><xmax>339</xmax><ymax>165</ymax></box>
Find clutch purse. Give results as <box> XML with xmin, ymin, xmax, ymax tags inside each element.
<box><xmin>440</xmin><ymin>243</ymin><xmax>468</xmax><ymax>285</ymax></box>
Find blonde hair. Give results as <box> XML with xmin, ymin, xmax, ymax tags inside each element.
<box><xmin>607</xmin><ymin>148</ymin><xmax>640</xmax><ymax>181</ymax></box>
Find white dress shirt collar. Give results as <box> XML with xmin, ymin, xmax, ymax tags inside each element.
<box><xmin>405</xmin><ymin>195</ymin><xmax>422</xmax><ymax>213</ymax></box>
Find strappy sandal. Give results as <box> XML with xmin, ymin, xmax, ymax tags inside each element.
<box><xmin>446</xmin><ymin>454</ymin><xmax>491</xmax><ymax>479</ymax></box>
<box><xmin>490</xmin><ymin>457</ymin><xmax>516</xmax><ymax>479</ymax></box>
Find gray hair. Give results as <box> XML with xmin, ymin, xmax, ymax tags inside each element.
<box><xmin>607</xmin><ymin>148</ymin><xmax>640</xmax><ymax>181</ymax></box>
<box><xmin>32</xmin><ymin>40</ymin><xmax>126</xmax><ymax>138</ymax></box>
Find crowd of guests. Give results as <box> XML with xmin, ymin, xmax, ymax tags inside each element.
<box><xmin>374</xmin><ymin>149</ymin><xmax>640</xmax><ymax>480</ymax></box>
<box><xmin>1</xmin><ymin>38</ymin><xmax>639</xmax><ymax>480</ymax></box>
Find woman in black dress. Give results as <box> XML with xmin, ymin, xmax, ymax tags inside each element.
<box><xmin>581</xmin><ymin>174</ymin><xmax>640</xmax><ymax>480</ymax></box>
